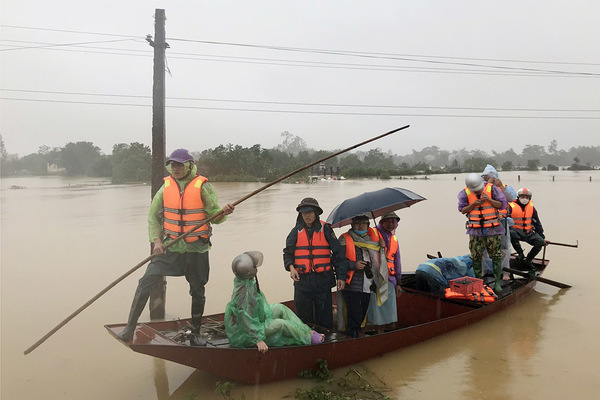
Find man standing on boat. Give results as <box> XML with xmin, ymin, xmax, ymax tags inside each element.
<box><xmin>283</xmin><ymin>197</ymin><xmax>348</xmax><ymax>330</ymax></box>
<box><xmin>116</xmin><ymin>148</ymin><xmax>235</xmax><ymax>345</ymax></box>
<box><xmin>458</xmin><ymin>173</ymin><xmax>507</xmax><ymax>294</ymax></box>
<box><xmin>481</xmin><ymin>164</ymin><xmax>517</xmax><ymax>281</ymax></box>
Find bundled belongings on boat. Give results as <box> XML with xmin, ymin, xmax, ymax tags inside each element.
<box><xmin>444</xmin><ymin>276</ymin><xmax>497</xmax><ymax>303</ymax></box>
<box><xmin>444</xmin><ymin>283</ymin><xmax>497</xmax><ymax>303</ymax></box>
<box><xmin>415</xmin><ymin>254</ymin><xmax>474</xmax><ymax>295</ymax></box>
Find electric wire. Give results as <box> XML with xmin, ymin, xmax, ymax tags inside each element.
<box><xmin>2</xmin><ymin>88</ymin><xmax>599</xmax><ymax>113</ymax></box>
<box><xmin>3</xmin><ymin>97</ymin><xmax>599</xmax><ymax>120</ymax></box>
<box><xmin>2</xmin><ymin>25</ymin><xmax>599</xmax><ymax>76</ymax></box>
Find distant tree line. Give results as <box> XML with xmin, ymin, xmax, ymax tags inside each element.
<box><xmin>0</xmin><ymin>137</ymin><xmax>151</xmax><ymax>183</ymax></box>
<box><xmin>1</xmin><ymin>133</ymin><xmax>598</xmax><ymax>183</ymax></box>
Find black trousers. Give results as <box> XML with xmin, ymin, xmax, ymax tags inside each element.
<box><xmin>125</xmin><ymin>251</ymin><xmax>210</xmax><ymax>330</ymax></box>
<box><xmin>293</xmin><ymin>287</ymin><xmax>333</xmax><ymax>330</ymax></box>
<box><xmin>342</xmin><ymin>290</ymin><xmax>371</xmax><ymax>338</ymax></box>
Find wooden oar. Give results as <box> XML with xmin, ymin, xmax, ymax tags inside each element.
<box><xmin>546</xmin><ymin>240</ymin><xmax>578</xmax><ymax>248</ymax></box>
<box><xmin>503</xmin><ymin>267</ymin><xmax>571</xmax><ymax>289</ymax></box>
<box><xmin>23</xmin><ymin>125</ymin><xmax>410</xmax><ymax>355</ymax></box>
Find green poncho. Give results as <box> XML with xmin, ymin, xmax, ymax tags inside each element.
<box><xmin>224</xmin><ymin>277</ymin><xmax>312</xmax><ymax>348</ymax></box>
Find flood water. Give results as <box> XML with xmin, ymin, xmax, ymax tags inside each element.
<box><xmin>2</xmin><ymin>171</ymin><xmax>599</xmax><ymax>399</ymax></box>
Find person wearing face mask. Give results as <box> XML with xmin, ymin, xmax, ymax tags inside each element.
<box><xmin>116</xmin><ymin>148</ymin><xmax>235</xmax><ymax>345</ymax></box>
<box><xmin>338</xmin><ymin>214</ymin><xmax>387</xmax><ymax>338</ymax></box>
<box><xmin>509</xmin><ymin>188</ymin><xmax>546</xmax><ymax>269</ymax></box>
<box><xmin>368</xmin><ymin>212</ymin><xmax>403</xmax><ymax>333</ymax></box>
<box><xmin>283</xmin><ymin>197</ymin><xmax>348</xmax><ymax>330</ymax></box>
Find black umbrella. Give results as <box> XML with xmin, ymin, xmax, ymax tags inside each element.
<box><xmin>326</xmin><ymin>187</ymin><xmax>426</xmax><ymax>228</ymax></box>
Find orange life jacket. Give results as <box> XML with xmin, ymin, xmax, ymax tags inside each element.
<box><xmin>510</xmin><ymin>201</ymin><xmax>534</xmax><ymax>232</ymax></box>
<box><xmin>465</xmin><ymin>183</ymin><xmax>500</xmax><ymax>228</ymax></box>
<box><xmin>294</xmin><ymin>221</ymin><xmax>332</xmax><ymax>273</ymax></box>
<box><xmin>498</xmin><ymin>208</ymin><xmax>508</xmax><ymax>218</ymax></box>
<box><xmin>342</xmin><ymin>228</ymin><xmax>380</xmax><ymax>284</ymax></box>
<box><xmin>444</xmin><ymin>285</ymin><xmax>497</xmax><ymax>303</ymax></box>
<box><xmin>384</xmin><ymin>234</ymin><xmax>399</xmax><ymax>277</ymax></box>
<box><xmin>162</xmin><ymin>175</ymin><xmax>210</xmax><ymax>243</ymax></box>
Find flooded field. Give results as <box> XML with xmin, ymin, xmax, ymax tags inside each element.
<box><xmin>2</xmin><ymin>171</ymin><xmax>599</xmax><ymax>399</ymax></box>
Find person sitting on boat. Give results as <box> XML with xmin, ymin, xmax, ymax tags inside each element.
<box><xmin>368</xmin><ymin>212</ymin><xmax>403</xmax><ymax>333</ymax></box>
<box><xmin>283</xmin><ymin>197</ymin><xmax>348</xmax><ymax>330</ymax></box>
<box><xmin>458</xmin><ymin>173</ymin><xmax>507</xmax><ymax>294</ymax></box>
<box><xmin>116</xmin><ymin>148</ymin><xmax>235</xmax><ymax>345</ymax></box>
<box><xmin>481</xmin><ymin>164</ymin><xmax>517</xmax><ymax>281</ymax></box>
<box><xmin>339</xmin><ymin>214</ymin><xmax>387</xmax><ymax>338</ymax></box>
<box><xmin>225</xmin><ymin>251</ymin><xmax>324</xmax><ymax>353</ymax></box>
<box><xmin>415</xmin><ymin>254</ymin><xmax>474</xmax><ymax>295</ymax></box>
<box><xmin>509</xmin><ymin>188</ymin><xmax>546</xmax><ymax>270</ymax></box>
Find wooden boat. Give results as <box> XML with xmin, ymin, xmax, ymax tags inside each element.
<box><xmin>105</xmin><ymin>256</ymin><xmax>550</xmax><ymax>384</ymax></box>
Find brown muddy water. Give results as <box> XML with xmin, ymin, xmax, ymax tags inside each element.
<box><xmin>2</xmin><ymin>171</ymin><xmax>599</xmax><ymax>399</ymax></box>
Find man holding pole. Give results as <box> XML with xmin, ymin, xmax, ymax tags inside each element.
<box><xmin>116</xmin><ymin>149</ymin><xmax>235</xmax><ymax>345</ymax></box>
<box><xmin>24</xmin><ymin>125</ymin><xmax>408</xmax><ymax>355</ymax></box>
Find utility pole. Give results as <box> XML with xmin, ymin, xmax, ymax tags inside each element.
<box><xmin>148</xmin><ymin>9</ymin><xmax>168</xmax><ymax>320</ymax></box>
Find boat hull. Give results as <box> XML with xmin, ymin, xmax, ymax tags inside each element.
<box><xmin>106</xmin><ymin>260</ymin><xmax>544</xmax><ymax>384</ymax></box>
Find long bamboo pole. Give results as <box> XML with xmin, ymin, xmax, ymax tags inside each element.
<box><xmin>23</xmin><ymin>124</ymin><xmax>409</xmax><ymax>355</ymax></box>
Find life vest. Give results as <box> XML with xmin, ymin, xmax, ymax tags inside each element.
<box><xmin>384</xmin><ymin>234</ymin><xmax>399</xmax><ymax>277</ymax></box>
<box><xmin>444</xmin><ymin>285</ymin><xmax>497</xmax><ymax>303</ymax></box>
<box><xmin>510</xmin><ymin>201</ymin><xmax>534</xmax><ymax>232</ymax></box>
<box><xmin>342</xmin><ymin>228</ymin><xmax>380</xmax><ymax>284</ymax></box>
<box><xmin>465</xmin><ymin>183</ymin><xmax>500</xmax><ymax>228</ymax></box>
<box><xmin>162</xmin><ymin>175</ymin><xmax>210</xmax><ymax>243</ymax></box>
<box><xmin>498</xmin><ymin>207</ymin><xmax>508</xmax><ymax>218</ymax></box>
<box><xmin>294</xmin><ymin>221</ymin><xmax>332</xmax><ymax>273</ymax></box>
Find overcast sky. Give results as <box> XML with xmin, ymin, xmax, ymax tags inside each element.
<box><xmin>1</xmin><ymin>1</ymin><xmax>599</xmax><ymax>157</ymax></box>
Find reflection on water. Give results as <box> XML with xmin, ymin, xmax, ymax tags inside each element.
<box><xmin>2</xmin><ymin>172</ymin><xmax>600</xmax><ymax>400</ymax></box>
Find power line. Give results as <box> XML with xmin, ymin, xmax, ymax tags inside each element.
<box><xmin>3</xmin><ymin>97</ymin><xmax>600</xmax><ymax>119</ymax></box>
<box><xmin>0</xmin><ymin>38</ymin><xmax>137</xmax><ymax>52</ymax></box>
<box><xmin>3</xmin><ymin>88</ymin><xmax>599</xmax><ymax>113</ymax></box>
<box><xmin>0</xmin><ymin>39</ymin><xmax>594</xmax><ymax>78</ymax></box>
<box><xmin>0</xmin><ymin>24</ymin><xmax>141</xmax><ymax>39</ymax></box>
<box><xmin>2</xmin><ymin>24</ymin><xmax>599</xmax><ymax>76</ymax></box>
<box><xmin>166</xmin><ymin>37</ymin><xmax>600</xmax><ymax>77</ymax></box>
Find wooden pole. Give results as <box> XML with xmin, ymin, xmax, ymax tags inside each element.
<box><xmin>545</xmin><ymin>240</ymin><xmax>578</xmax><ymax>248</ymax></box>
<box><xmin>22</xmin><ymin>125</ymin><xmax>409</xmax><ymax>355</ymax></box>
<box><xmin>503</xmin><ymin>267</ymin><xmax>571</xmax><ymax>289</ymax></box>
<box><xmin>148</xmin><ymin>9</ymin><xmax>168</xmax><ymax>320</ymax></box>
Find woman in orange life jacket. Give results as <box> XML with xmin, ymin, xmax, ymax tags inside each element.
<box><xmin>116</xmin><ymin>148</ymin><xmax>235</xmax><ymax>345</ymax></box>
<box><xmin>339</xmin><ymin>214</ymin><xmax>387</xmax><ymax>338</ymax></box>
<box><xmin>458</xmin><ymin>173</ymin><xmax>507</xmax><ymax>294</ymax></box>
<box><xmin>283</xmin><ymin>197</ymin><xmax>348</xmax><ymax>330</ymax></box>
<box><xmin>367</xmin><ymin>212</ymin><xmax>403</xmax><ymax>333</ymax></box>
<box><xmin>509</xmin><ymin>187</ymin><xmax>546</xmax><ymax>270</ymax></box>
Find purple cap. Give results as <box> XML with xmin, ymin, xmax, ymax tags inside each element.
<box><xmin>166</xmin><ymin>148</ymin><xmax>194</xmax><ymax>165</ymax></box>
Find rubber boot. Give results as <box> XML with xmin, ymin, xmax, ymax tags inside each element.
<box><xmin>525</xmin><ymin>255</ymin><xmax>535</xmax><ymax>271</ymax></box>
<box><xmin>116</xmin><ymin>288</ymin><xmax>150</xmax><ymax>342</ymax></box>
<box><xmin>493</xmin><ymin>260</ymin><xmax>503</xmax><ymax>294</ymax></box>
<box><xmin>473</xmin><ymin>260</ymin><xmax>482</xmax><ymax>279</ymax></box>
<box><xmin>188</xmin><ymin>301</ymin><xmax>206</xmax><ymax>347</ymax></box>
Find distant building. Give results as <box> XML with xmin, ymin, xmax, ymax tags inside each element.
<box><xmin>47</xmin><ymin>163</ymin><xmax>66</xmax><ymax>174</ymax></box>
